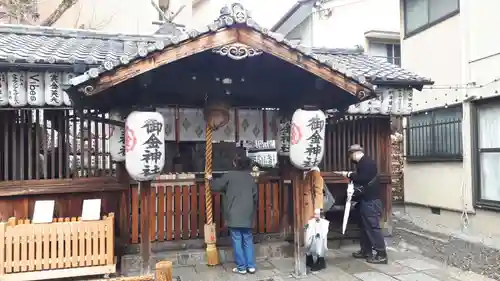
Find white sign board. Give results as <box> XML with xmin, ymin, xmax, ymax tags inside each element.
<box><xmin>32</xmin><ymin>200</ymin><xmax>55</xmax><ymax>224</ymax></box>
<box><xmin>81</xmin><ymin>199</ymin><xmax>102</xmax><ymax>221</ymax></box>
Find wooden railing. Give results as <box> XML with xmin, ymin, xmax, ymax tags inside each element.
<box><xmin>0</xmin><ymin>214</ymin><xmax>116</xmax><ymax>281</ymax></box>
<box><xmin>129</xmin><ymin>180</ymin><xmax>282</xmax><ymax>244</ymax></box>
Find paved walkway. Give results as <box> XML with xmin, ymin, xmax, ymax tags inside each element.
<box><xmin>171</xmin><ymin>244</ymin><xmax>496</xmax><ymax>281</ymax></box>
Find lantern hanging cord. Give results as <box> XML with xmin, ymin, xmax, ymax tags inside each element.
<box><xmin>205</xmin><ymin>123</ymin><xmax>214</xmax><ymax>225</ymax></box>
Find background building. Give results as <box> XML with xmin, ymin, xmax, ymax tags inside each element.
<box><xmin>401</xmin><ymin>0</ymin><xmax>500</xmax><ymax>239</ymax></box>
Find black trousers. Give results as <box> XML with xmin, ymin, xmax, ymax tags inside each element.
<box><xmin>356</xmin><ymin>199</ymin><xmax>386</xmax><ymax>252</ymax></box>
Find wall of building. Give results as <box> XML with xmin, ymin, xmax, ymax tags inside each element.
<box><xmin>312</xmin><ymin>0</ymin><xmax>400</xmax><ymax>48</ymax></box>
<box><xmin>402</xmin><ymin>0</ymin><xmax>500</xmax><ymax>238</ymax></box>
<box><xmin>401</xmin><ymin>14</ymin><xmax>466</xmax><ymax>211</ymax></box>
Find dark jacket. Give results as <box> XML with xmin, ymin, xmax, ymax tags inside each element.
<box><xmin>211</xmin><ymin>171</ymin><xmax>258</xmax><ymax>228</ymax></box>
<box><xmin>348</xmin><ymin>155</ymin><xmax>380</xmax><ymax>201</ymax></box>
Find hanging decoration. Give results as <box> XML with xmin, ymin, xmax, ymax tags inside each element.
<box><xmin>289</xmin><ymin>109</ymin><xmax>327</xmax><ymax>170</ymax></box>
<box><xmin>44</xmin><ymin>71</ymin><xmax>63</xmax><ymax>106</ymax></box>
<box><xmin>62</xmin><ymin>72</ymin><xmax>75</xmax><ymax>106</ymax></box>
<box><xmin>27</xmin><ymin>72</ymin><xmax>44</xmax><ymax>106</ymax></box>
<box><xmin>212</xmin><ymin>43</ymin><xmax>263</xmax><ymax>60</ymax></box>
<box><xmin>0</xmin><ymin>73</ymin><xmax>7</xmax><ymax>106</ymax></box>
<box><xmin>109</xmin><ymin>112</ymin><xmax>126</xmax><ymax>162</ymax></box>
<box><xmin>125</xmin><ymin>111</ymin><xmax>165</xmax><ymax>181</ymax></box>
<box><xmin>8</xmin><ymin>72</ymin><xmax>27</xmax><ymax>107</ymax></box>
<box><xmin>0</xmin><ymin>71</ymin><xmax>78</xmax><ymax>107</ymax></box>
<box><xmin>276</xmin><ymin>117</ymin><xmax>291</xmax><ymax>156</ymax></box>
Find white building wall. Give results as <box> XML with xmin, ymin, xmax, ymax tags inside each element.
<box><xmin>312</xmin><ymin>0</ymin><xmax>400</xmax><ymax>49</ymax></box>
<box><xmin>402</xmin><ymin>0</ymin><xmax>500</xmax><ymax>240</ymax></box>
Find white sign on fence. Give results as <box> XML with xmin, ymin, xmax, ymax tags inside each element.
<box><xmin>81</xmin><ymin>199</ymin><xmax>102</xmax><ymax>221</ymax></box>
<box><xmin>32</xmin><ymin>200</ymin><xmax>55</xmax><ymax>223</ymax></box>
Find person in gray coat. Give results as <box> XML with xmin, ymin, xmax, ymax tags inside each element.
<box><xmin>206</xmin><ymin>156</ymin><xmax>258</xmax><ymax>274</ymax></box>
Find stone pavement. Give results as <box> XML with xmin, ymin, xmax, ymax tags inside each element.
<box><xmin>170</xmin><ymin>244</ymin><xmax>496</xmax><ymax>281</ymax></box>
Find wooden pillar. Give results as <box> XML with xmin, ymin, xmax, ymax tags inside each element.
<box><xmin>116</xmin><ymin>162</ymin><xmax>131</xmax><ymax>246</ymax></box>
<box><xmin>155</xmin><ymin>261</ymin><xmax>173</xmax><ymax>281</ymax></box>
<box><xmin>140</xmin><ymin>181</ymin><xmax>152</xmax><ymax>273</ymax></box>
<box><xmin>278</xmin><ymin>156</ymin><xmax>292</xmax><ymax>234</ymax></box>
<box><xmin>292</xmin><ymin>168</ymin><xmax>306</xmax><ymax>277</ymax></box>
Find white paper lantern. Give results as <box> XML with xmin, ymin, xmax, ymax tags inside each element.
<box><xmin>359</xmin><ymin>100</ymin><xmax>370</xmax><ymax>114</ymax></box>
<box><xmin>0</xmin><ymin>73</ymin><xmax>8</xmax><ymax>106</ymax></box>
<box><xmin>347</xmin><ymin>103</ymin><xmax>361</xmax><ymax>114</ymax></box>
<box><xmin>109</xmin><ymin>112</ymin><xmax>126</xmax><ymax>162</ymax></box>
<box><xmin>369</xmin><ymin>96</ymin><xmax>382</xmax><ymax>114</ymax></box>
<box><xmin>62</xmin><ymin>73</ymin><xmax>75</xmax><ymax>106</ymax></box>
<box><xmin>44</xmin><ymin>72</ymin><xmax>63</xmax><ymax>106</ymax></box>
<box><xmin>289</xmin><ymin>109</ymin><xmax>326</xmax><ymax>170</ymax></box>
<box><xmin>8</xmin><ymin>72</ymin><xmax>27</xmax><ymax>107</ymax></box>
<box><xmin>379</xmin><ymin>91</ymin><xmax>391</xmax><ymax>115</ymax></box>
<box><xmin>125</xmin><ymin>111</ymin><xmax>165</xmax><ymax>181</ymax></box>
<box><xmin>276</xmin><ymin>117</ymin><xmax>291</xmax><ymax>156</ymax></box>
<box><xmin>27</xmin><ymin>72</ymin><xmax>45</xmax><ymax>106</ymax></box>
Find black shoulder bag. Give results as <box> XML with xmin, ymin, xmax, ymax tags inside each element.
<box><xmin>352</xmin><ymin>174</ymin><xmax>378</xmax><ymax>202</ymax></box>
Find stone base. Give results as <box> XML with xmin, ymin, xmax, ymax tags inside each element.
<box><xmin>120</xmin><ymin>240</ymin><xmax>293</xmax><ymax>277</ymax></box>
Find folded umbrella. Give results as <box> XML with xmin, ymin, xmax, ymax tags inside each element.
<box><xmin>342</xmin><ymin>181</ymin><xmax>354</xmax><ymax>234</ymax></box>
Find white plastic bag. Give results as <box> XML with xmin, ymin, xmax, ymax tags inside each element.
<box><xmin>304</xmin><ymin>217</ymin><xmax>330</xmax><ymax>257</ymax></box>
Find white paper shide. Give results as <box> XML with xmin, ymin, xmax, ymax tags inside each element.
<box><xmin>125</xmin><ymin>111</ymin><xmax>165</xmax><ymax>181</ymax></box>
<box><xmin>109</xmin><ymin>112</ymin><xmax>126</xmax><ymax>162</ymax></box>
<box><xmin>289</xmin><ymin>109</ymin><xmax>326</xmax><ymax>170</ymax></box>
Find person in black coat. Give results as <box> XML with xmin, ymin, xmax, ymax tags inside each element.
<box><xmin>338</xmin><ymin>144</ymin><xmax>388</xmax><ymax>264</ymax></box>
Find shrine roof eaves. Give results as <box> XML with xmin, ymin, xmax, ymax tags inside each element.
<box><xmin>0</xmin><ymin>2</ymin><xmax>432</xmax><ymax>93</ymax></box>
<box><xmin>313</xmin><ymin>48</ymin><xmax>434</xmax><ymax>89</ymax></box>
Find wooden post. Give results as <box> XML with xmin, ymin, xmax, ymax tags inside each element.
<box><xmin>0</xmin><ymin>222</ymin><xmax>6</xmax><ymax>276</ymax></box>
<box><xmin>292</xmin><ymin>169</ymin><xmax>306</xmax><ymax>277</ymax></box>
<box><xmin>140</xmin><ymin>181</ymin><xmax>152</xmax><ymax>274</ymax></box>
<box><xmin>116</xmin><ymin>162</ymin><xmax>131</xmax><ymax>247</ymax></box>
<box><xmin>155</xmin><ymin>261</ymin><xmax>173</xmax><ymax>281</ymax></box>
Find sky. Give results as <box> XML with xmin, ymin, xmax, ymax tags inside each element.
<box><xmin>232</xmin><ymin>0</ymin><xmax>298</xmax><ymax>29</ymax></box>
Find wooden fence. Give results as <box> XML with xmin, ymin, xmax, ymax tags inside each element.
<box><xmin>0</xmin><ymin>214</ymin><xmax>116</xmax><ymax>281</ymax></box>
<box><xmin>128</xmin><ymin>180</ymin><xmax>282</xmax><ymax>244</ymax></box>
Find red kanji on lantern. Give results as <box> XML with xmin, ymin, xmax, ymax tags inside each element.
<box><xmin>125</xmin><ymin>126</ymin><xmax>137</xmax><ymax>152</ymax></box>
<box><xmin>290</xmin><ymin>123</ymin><xmax>302</xmax><ymax>145</ymax></box>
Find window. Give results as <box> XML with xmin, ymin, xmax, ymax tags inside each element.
<box><xmin>386</xmin><ymin>44</ymin><xmax>401</xmax><ymax>66</ymax></box>
<box><xmin>406</xmin><ymin>106</ymin><xmax>462</xmax><ymax>161</ymax></box>
<box><xmin>404</xmin><ymin>0</ymin><xmax>459</xmax><ymax>36</ymax></box>
<box><xmin>476</xmin><ymin>101</ymin><xmax>500</xmax><ymax>205</ymax></box>
<box><xmin>367</xmin><ymin>42</ymin><xmax>401</xmax><ymax>66</ymax></box>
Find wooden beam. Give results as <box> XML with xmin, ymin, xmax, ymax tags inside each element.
<box><xmin>237</xmin><ymin>28</ymin><xmax>371</xmax><ymax>98</ymax></box>
<box><xmin>86</xmin><ymin>29</ymin><xmax>239</xmax><ymax>95</ymax></box>
<box><xmin>0</xmin><ymin>177</ymin><xmax>127</xmax><ymax>197</ymax></box>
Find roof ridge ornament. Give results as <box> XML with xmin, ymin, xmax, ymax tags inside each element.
<box><xmin>219</xmin><ymin>2</ymin><xmax>249</xmax><ymax>24</ymax></box>
<box><xmin>212</xmin><ymin>3</ymin><xmax>261</xmax><ymax>60</ymax></box>
<box><xmin>212</xmin><ymin>43</ymin><xmax>262</xmax><ymax>60</ymax></box>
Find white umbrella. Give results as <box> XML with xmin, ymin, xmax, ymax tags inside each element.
<box><xmin>342</xmin><ymin>181</ymin><xmax>355</xmax><ymax>234</ymax></box>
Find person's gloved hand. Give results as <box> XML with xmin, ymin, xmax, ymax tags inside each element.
<box><xmin>335</xmin><ymin>171</ymin><xmax>351</xmax><ymax>178</ymax></box>
<box><xmin>205</xmin><ymin>173</ymin><xmax>212</xmax><ymax>181</ymax></box>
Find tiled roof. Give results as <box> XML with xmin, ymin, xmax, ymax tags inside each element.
<box><xmin>0</xmin><ymin>25</ymin><xmax>175</xmax><ymax>67</ymax></box>
<box><xmin>0</xmin><ymin>2</ymin><xmax>432</xmax><ymax>90</ymax></box>
<box><xmin>313</xmin><ymin>48</ymin><xmax>433</xmax><ymax>87</ymax></box>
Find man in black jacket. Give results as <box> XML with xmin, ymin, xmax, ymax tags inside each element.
<box><xmin>338</xmin><ymin>144</ymin><xmax>388</xmax><ymax>264</ymax></box>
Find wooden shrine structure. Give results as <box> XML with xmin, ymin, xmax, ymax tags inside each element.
<box><xmin>0</xmin><ymin>2</ymin><xmax>432</xmax><ymax>277</ymax></box>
